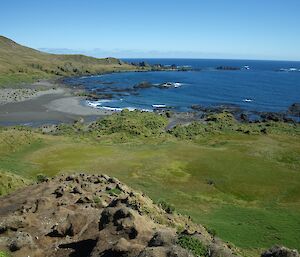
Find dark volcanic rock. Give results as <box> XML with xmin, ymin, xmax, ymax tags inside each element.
<box><xmin>191</xmin><ymin>104</ymin><xmax>242</xmax><ymax>116</ymax></box>
<box><xmin>53</xmin><ymin>186</ymin><xmax>64</xmax><ymax>198</ymax></box>
<box><xmin>133</xmin><ymin>81</ymin><xmax>153</xmax><ymax>89</ymax></box>
<box><xmin>288</xmin><ymin>103</ymin><xmax>300</xmax><ymax>116</ymax></box>
<box><xmin>71</xmin><ymin>186</ymin><xmax>82</xmax><ymax>194</ymax></box>
<box><xmin>191</xmin><ymin>104</ymin><xmax>206</xmax><ymax>111</ymax></box>
<box><xmin>216</xmin><ymin>66</ymin><xmax>241</xmax><ymax>71</ymax></box>
<box><xmin>240</xmin><ymin>113</ymin><xmax>249</xmax><ymax>122</ymax></box>
<box><xmin>260</xmin><ymin>112</ymin><xmax>285</xmax><ymax>122</ymax></box>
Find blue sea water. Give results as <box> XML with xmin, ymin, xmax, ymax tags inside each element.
<box><xmin>65</xmin><ymin>59</ymin><xmax>300</xmax><ymax>115</ymax></box>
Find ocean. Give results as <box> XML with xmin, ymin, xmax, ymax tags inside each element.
<box><xmin>64</xmin><ymin>58</ymin><xmax>300</xmax><ymax>117</ymax></box>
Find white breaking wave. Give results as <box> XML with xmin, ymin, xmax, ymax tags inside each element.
<box><xmin>86</xmin><ymin>101</ymin><xmax>100</xmax><ymax>108</ymax></box>
<box><xmin>97</xmin><ymin>99</ymin><xmax>115</xmax><ymax>103</ymax></box>
<box><xmin>85</xmin><ymin>100</ymin><xmax>152</xmax><ymax>112</ymax></box>
<box><xmin>243</xmin><ymin>99</ymin><xmax>253</xmax><ymax>102</ymax></box>
<box><xmin>86</xmin><ymin>99</ymin><xmax>115</xmax><ymax>107</ymax></box>
<box><xmin>152</xmin><ymin>104</ymin><xmax>166</xmax><ymax>108</ymax></box>
<box><xmin>98</xmin><ymin>106</ymin><xmax>123</xmax><ymax>112</ymax></box>
<box><xmin>279</xmin><ymin>68</ymin><xmax>300</xmax><ymax>72</ymax></box>
<box><xmin>98</xmin><ymin>106</ymin><xmax>152</xmax><ymax>112</ymax></box>
<box><xmin>160</xmin><ymin>82</ymin><xmax>183</xmax><ymax>88</ymax></box>
<box><xmin>79</xmin><ymin>75</ymin><xmax>101</xmax><ymax>79</ymax></box>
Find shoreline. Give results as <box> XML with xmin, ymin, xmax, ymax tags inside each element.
<box><xmin>0</xmin><ymin>80</ymin><xmax>115</xmax><ymax>127</ymax></box>
<box><xmin>0</xmin><ymin>77</ymin><xmax>299</xmax><ymax>127</ymax></box>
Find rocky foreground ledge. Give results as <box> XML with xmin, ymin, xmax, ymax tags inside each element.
<box><xmin>0</xmin><ymin>173</ymin><xmax>298</xmax><ymax>257</ymax></box>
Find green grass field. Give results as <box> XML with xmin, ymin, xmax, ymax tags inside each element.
<box><xmin>0</xmin><ymin>117</ymin><xmax>299</xmax><ymax>257</ymax></box>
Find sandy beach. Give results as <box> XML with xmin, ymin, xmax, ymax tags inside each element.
<box><xmin>0</xmin><ymin>81</ymin><xmax>113</xmax><ymax>126</ymax></box>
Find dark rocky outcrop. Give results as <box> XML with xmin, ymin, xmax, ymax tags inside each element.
<box><xmin>288</xmin><ymin>103</ymin><xmax>300</xmax><ymax>116</ymax></box>
<box><xmin>191</xmin><ymin>104</ymin><xmax>242</xmax><ymax>116</ymax></box>
<box><xmin>260</xmin><ymin>112</ymin><xmax>286</xmax><ymax>122</ymax></box>
<box><xmin>133</xmin><ymin>81</ymin><xmax>153</xmax><ymax>89</ymax></box>
<box><xmin>216</xmin><ymin>66</ymin><xmax>241</xmax><ymax>71</ymax></box>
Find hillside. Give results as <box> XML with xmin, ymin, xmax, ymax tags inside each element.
<box><xmin>0</xmin><ymin>112</ymin><xmax>300</xmax><ymax>256</ymax></box>
<box><xmin>1</xmin><ymin>173</ymin><xmax>297</xmax><ymax>257</ymax></box>
<box><xmin>1</xmin><ymin>172</ymin><xmax>299</xmax><ymax>257</ymax></box>
<box><xmin>0</xmin><ymin>173</ymin><xmax>239</xmax><ymax>257</ymax></box>
<box><xmin>0</xmin><ymin>36</ymin><xmax>137</xmax><ymax>85</ymax></box>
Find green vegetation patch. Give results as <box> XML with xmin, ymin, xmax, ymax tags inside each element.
<box><xmin>0</xmin><ymin>128</ymin><xmax>45</xmax><ymax>177</ymax></box>
<box><xmin>0</xmin><ymin>73</ymin><xmax>53</xmax><ymax>87</ymax></box>
<box><xmin>156</xmin><ymin>199</ymin><xmax>176</xmax><ymax>214</ymax></box>
<box><xmin>171</xmin><ymin>116</ymin><xmax>300</xmax><ymax>140</ymax></box>
<box><xmin>197</xmin><ymin>205</ymin><xmax>300</xmax><ymax>250</ymax></box>
<box><xmin>106</xmin><ymin>188</ymin><xmax>122</xmax><ymax>196</ymax></box>
<box><xmin>0</xmin><ymin>251</ymin><xmax>11</xmax><ymax>257</ymax></box>
<box><xmin>0</xmin><ymin>171</ymin><xmax>30</xmax><ymax>195</ymax></box>
<box><xmin>177</xmin><ymin>235</ymin><xmax>209</xmax><ymax>257</ymax></box>
<box><xmin>91</xmin><ymin>110</ymin><xmax>168</xmax><ymax>138</ymax></box>
<box><xmin>53</xmin><ymin>110</ymin><xmax>169</xmax><ymax>142</ymax></box>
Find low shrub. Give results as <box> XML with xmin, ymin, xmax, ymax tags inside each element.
<box><xmin>205</xmin><ymin>226</ymin><xmax>217</xmax><ymax>237</ymax></box>
<box><xmin>157</xmin><ymin>199</ymin><xmax>175</xmax><ymax>214</ymax></box>
<box><xmin>177</xmin><ymin>235</ymin><xmax>209</xmax><ymax>257</ymax></box>
<box><xmin>36</xmin><ymin>174</ymin><xmax>48</xmax><ymax>183</ymax></box>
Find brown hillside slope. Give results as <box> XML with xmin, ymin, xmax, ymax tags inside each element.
<box><xmin>0</xmin><ymin>173</ymin><xmax>242</xmax><ymax>257</ymax></box>
<box><xmin>1</xmin><ymin>173</ymin><xmax>298</xmax><ymax>257</ymax></box>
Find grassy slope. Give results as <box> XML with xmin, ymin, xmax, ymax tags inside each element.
<box><xmin>0</xmin><ymin>35</ymin><xmax>138</xmax><ymax>86</ymax></box>
<box><xmin>0</xmin><ymin>171</ymin><xmax>30</xmax><ymax>195</ymax></box>
<box><xmin>0</xmin><ymin>113</ymin><xmax>299</xmax><ymax>256</ymax></box>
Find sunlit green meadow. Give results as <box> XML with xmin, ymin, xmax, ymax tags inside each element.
<box><xmin>1</xmin><ymin>122</ymin><xmax>299</xmax><ymax>257</ymax></box>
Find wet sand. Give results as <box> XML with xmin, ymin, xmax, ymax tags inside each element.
<box><xmin>0</xmin><ymin>83</ymin><xmax>113</xmax><ymax>126</ymax></box>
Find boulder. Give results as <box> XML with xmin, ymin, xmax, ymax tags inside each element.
<box><xmin>71</xmin><ymin>186</ymin><xmax>82</xmax><ymax>194</ymax></box>
<box><xmin>262</xmin><ymin>246</ymin><xmax>300</xmax><ymax>257</ymax></box>
<box><xmin>148</xmin><ymin>229</ymin><xmax>177</xmax><ymax>247</ymax></box>
<box><xmin>53</xmin><ymin>186</ymin><xmax>64</xmax><ymax>198</ymax></box>
<box><xmin>8</xmin><ymin>232</ymin><xmax>34</xmax><ymax>251</ymax></box>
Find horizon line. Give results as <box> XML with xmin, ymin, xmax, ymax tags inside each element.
<box><xmin>38</xmin><ymin>49</ymin><xmax>300</xmax><ymax>63</ymax></box>
<box><xmin>37</xmin><ymin>46</ymin><xmax>300</xmax><ymax>63</ymax></box>
<box><xmin>118</xmin><ymin>57</ymin><xmax>300</xmax><ymax>62</ymax></box>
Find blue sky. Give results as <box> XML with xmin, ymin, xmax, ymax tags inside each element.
<box><xmin>1</xmin><ymin>0</ymin><xmax>300</xmax><ymax>60</ymax></box>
